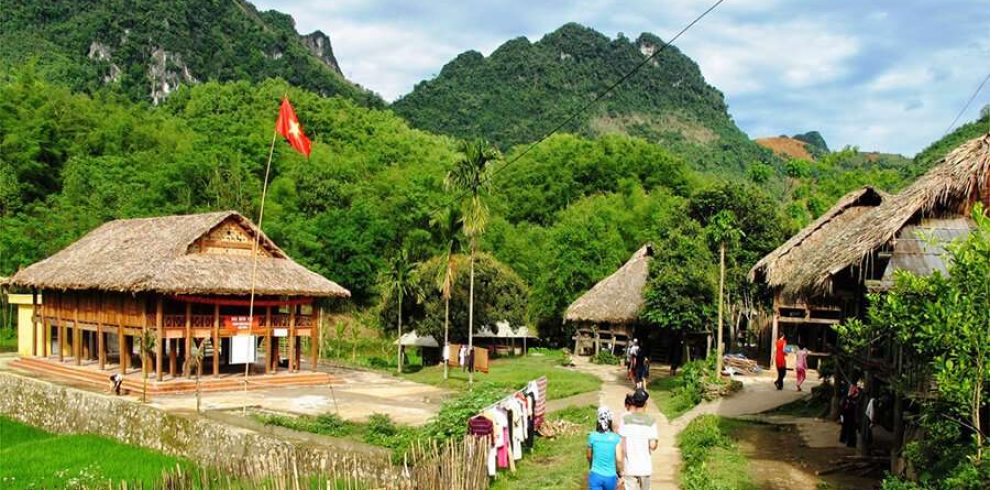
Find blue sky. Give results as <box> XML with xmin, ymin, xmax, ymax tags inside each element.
<box><xmin>255</xmin><ymin>0</ymin><xmax>990</xmax><ymax>156</ymax></box>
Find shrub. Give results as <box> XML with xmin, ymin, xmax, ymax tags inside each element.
<box><xmin>591</xmin><ymin>350</ymin><xmax>621</xmax><ymax>365</ymax></box>
<box><xmin>678</xmin><ymin>415</ymin><xmax>729</xmax><ymax>465</ymax></box>
<box><xmin>424</xmin><ymin>383</ymin><xmax>507</xmax><ymax>441</ymax></box>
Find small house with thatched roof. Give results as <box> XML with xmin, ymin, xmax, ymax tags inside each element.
<box><xmin>8</xmin><ymin>211</ymin><xmax>349</xmax><ymax>383</ymax></box>
<box><xmin>565</xmin><ymin>244</ymin><xmax>652</xmax><ymax>356</ymax></box>
<box><xmin>750</xmin><ymin>132</ymin><xmax>989</xmax><ymax>459</ymax></box>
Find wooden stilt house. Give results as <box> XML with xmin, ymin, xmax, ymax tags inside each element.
<box><xmin>750</xmin><ymin>132</ymin><xmax>990</xmax><ymax>465</ymax></box>
<box><xmin>8</xmin><ymin>211</ymin><xmax>350</xmax><ymax>382</ymax></box>
<box><xmin>565</xmin><ymin>244</ymin><xmax>652</xmax><ymax>357</ymax></box>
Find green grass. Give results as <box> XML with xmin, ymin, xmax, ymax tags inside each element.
<box><xmin>401</xmin><ymin>350</ymin><xmax>600</xmax><ymax>401</ymax></box>
<box><xmin>490</xmin><ymin>405</ymin><xmax>595</xmax><ymax>490</ymax></box>
<box><xmin>0</xmin><ymin>416</ymin><xmax>193</xmax><ymax>488</ymax></box>
<box><xmin>0</xmin><ymin>328</ymin><xmax>17</xmax><ymax>352</ymax></box>
<box><xmin>648</xmin><ymin>374</ymin><xmax>698</xmax><ymax>420</ymax></box>
<box><xmin>678</xmin><ymin>415</ymin><xmax>757</xmax><ymax>490</ymax></box>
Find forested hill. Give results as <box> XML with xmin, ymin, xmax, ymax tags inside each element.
<box><xmin>0</xmin><ymin>0</ymin><xmax>382</xmax><ymax>107</ymax></box>
<box><xmin>392</xmin><ymin>23</ymin><xmax>773</xmax><ymax>174</ymax></box>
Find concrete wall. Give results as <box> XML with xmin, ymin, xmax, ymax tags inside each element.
<box><xmin>0</xmin><ymin>373</ymin><xmax>391</xmax><ymax>479</ymax></box>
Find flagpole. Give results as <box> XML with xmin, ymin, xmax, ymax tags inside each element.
<box><xmin>245</xmin><ymin>128</ymin><xmax>279</xmax><ymax>386</ymax></box>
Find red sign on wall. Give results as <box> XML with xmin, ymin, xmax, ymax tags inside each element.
<box><xmin>223</xmin><ymin>315</ymin><xmax>260</xmax><ymax>333</ymax></box>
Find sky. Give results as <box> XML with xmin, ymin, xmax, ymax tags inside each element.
<box><xmin>255</xmin><ymin>0</ymin><xmax>990</xmax><ymax>156</ymax></box>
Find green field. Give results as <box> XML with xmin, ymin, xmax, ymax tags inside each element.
<box><xmin>490</xmin><ymin>405</ymin><xmax>595</xmax><ymax>490</ymax></box>
<box><xmin>648</xmin><ymin>373</ymin><xmax>699</xmax><ymax>420</ymax></box>
<box><xmin>401</xmin><ymin>350</ymin><xmax>601</xmax><ymax>401</ymax></box>
<box><xmin>678</xmin><ymin>415</ymin><xmax>757</xmax><ymax>490</ymax></box>
<box><xmin>0</xmin><ymin>416</ymin><xmax>192</xmax><ymax>488</ymax></box>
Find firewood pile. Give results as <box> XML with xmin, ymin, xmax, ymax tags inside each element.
<box><xmin>723</xmin><ymin>355</ymin><xmax>760</xmax><ymax>374</ymax></box>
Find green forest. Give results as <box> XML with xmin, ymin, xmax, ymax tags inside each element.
<box><xmin>3</xmin><ymin>66</ymin><xmax>984</xmax><ymax>345</ymax></box>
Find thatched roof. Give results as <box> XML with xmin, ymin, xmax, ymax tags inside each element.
<box><xmin>564</xmin><ymin>244</ymin><xmax>653</xmax><ymax>324</ymax></box>
<box><xmin>754</xmin><ymin>132</ymin><xmax>990</xmax><ymax>297</ymax></box>
<box><xmin>749</xmin><ymin>186</ymin><xmax>887</xmax><ymax>287</ymax></box>
<box><xmin>9</xmin><ymin>211</ymin><xmax>350</xmax><ymax>297</ymax></box>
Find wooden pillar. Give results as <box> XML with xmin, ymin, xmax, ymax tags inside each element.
<box><xmin>155</xmin><ymin>298</ymin><xmax>164</xmax><ymax>382</ymax></box>
<box><xmin>169</xmin><ymin>340</ymin><xmax>177</xmax><ymax>377</ymax></box>
<box><xmin>117</xmin><ymin>297</ymin><xmax>126</xmax><ymax>374</ymax></box>
<box><xmin>40</xmin><ymin>296</ymin><xmax>48</xmax><ymax>357</ymax></box>
<box><xmin>73</xmin><ymin>294</ymin><xmax>82</xmax><ymax>366</ymax></box>
<box><xmin>56</xmin><ymin>296</ymin><xmax>64</xmax><ymax>362</ymax></box>
<box><xmin>265</xmin><ymin>306</ymin><xmax>272</xmax><ymax>374</ymax></box>
<box><xmin>184</xmin><ymin>302</ymin><xmax>192</xmax><ymax>377</ymax></box>
<box><xmin>31</xmin><ymin>290</ymin><xmax>39</xmax><ymax>357</ymax></box>
<box><xmin>97</xmin><ymin>305</ymin><xmax>106</xmax><ymax>370</ymax></box>
<box><xmin>289</xmin><ymin>305</ymin><xmax>297</xmax><ymax>372</ymax></box>
<box><xmin>311</xmin><ymin>305</ymin><xmax>320</xmax><ymax>371</ymax></box>
<box><xmin>212</xmin><ymin>303</ymin><xmax>220</xmax><ymax>377</ymax></box>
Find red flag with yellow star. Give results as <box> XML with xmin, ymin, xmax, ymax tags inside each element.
<box><xmin>275</xmin><ymin>98</ymin><xmax>312</xmax><ymax>157</ymax></box>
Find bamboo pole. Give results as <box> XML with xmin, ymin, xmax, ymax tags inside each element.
<box><xmin>184</xmin><ymin>302</ymin><xmax>192</xmax><ymax>377</ymax></box>
<box><xmin>212</xmin><ymin>303</ymin><xmax>220</xmax><ymax>377</ymax></box>
<box><xmin>312</xmin><ymin>305</ymin><xmax>320</xmax><ymax>371</ymax></box>
<box><xmin>73</xmin><ymin>293</ymin><xmax>81</xmax><ymax>366</ymax></box>
<box><xmin>265</xmin><ymin>306</ymin><xmax>272</xmax><ymax>374</ymax></box>
<box><xmin>289</xmin><ymin>305</ymin><xmax>297</xmax><ymax>372</ymax></box>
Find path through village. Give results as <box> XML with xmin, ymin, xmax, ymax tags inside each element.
<box><xmin>568</xmin><ymin>357</ymin><xmax>818</xmax><ymax>490</ymax></box>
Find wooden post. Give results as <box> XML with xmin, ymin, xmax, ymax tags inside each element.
<box><xmin>155</xmin><ymin>298</ymin><xmax>164</xmax><ymax>382</ymax></box>
<box><xmin>184</xmin><ymin>302</ymin><xmax>192</xmax><ymax>377</ymax></box>
<box><xmin>31</xmin><ymin>290</ymin><xmax>38</xmax><ymax>357</ymax></box>
<box><xmin>311</xmin><ymin>305</ymin><xmax>319</xmax><ymax>371</ymax></box>
<box><xmin>169</xmin><ymin>340</ymin><xmax>177</xmax><ymax>378</ymax></box>
<box><xmin>97</xmin><ymin>304</ymin><xmax>106</xmax><ymax>370</ymax></box>
<box><xmin>40</xmin><ymin>295</ymin><xmax>48</xmax><ymax>357</ymax></box>
<box><xmin>289</xmin><ymin>305</ymin><xmax>297</xmax><ymax>372</ymax></box>
<box><xmin>73</xmin><ymin>293</ymin><xmax>82</xmax><ymax>366</ymax></box>
<box><xmin>56</xmin><ymin>295</ymin><xmax>64</xmax><ymax>362</ymax></box>
<box><xmin>117</xmin><ymin>296</ymin><xmax>126</xmax><ymax>374</ymax></box>
<box><xmin>264</xmin><ymin>306</ymin><xmax>272</xmax><ymax>374</ymax></box>
<box><xmin>212</xmin><ymin>303</ymin><xmax>220</xmax><ymax>377</ymax></box>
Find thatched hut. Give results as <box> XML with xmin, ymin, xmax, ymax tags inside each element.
<box><xmin>749</xmin><ymin>132</ymin><xmax>990</xmax><ymax>460</ymax></box>
<box><xmin>564</xmin><ymin>244</ymin><xmax>652</xmax><ymax>356</ymax></box>
<box><xmin>8</xmin><ymin>211</ymin><xmax>349</xmax><ymax>381</ymax></box>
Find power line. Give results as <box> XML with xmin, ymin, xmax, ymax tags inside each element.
<box><xmin>943</xmin><ymin>69</ymin><xmax>990</xmax><ymax>135</ymax></box>
<box><xmin>427</xmin><ymin>0</ymin><xmax>727</xmax><ymax>218</ymax></box>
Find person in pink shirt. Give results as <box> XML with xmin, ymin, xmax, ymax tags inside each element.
<box><xmin>795</xmin><ymin>343</ymin><xmax>809</xmax><ymax>391</ymax></box>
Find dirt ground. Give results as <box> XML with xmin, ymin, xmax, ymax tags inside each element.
<box><xmin>728</xmin><ymin>421</ymin><xmax>883</xmax><ymax>490</ymax></box>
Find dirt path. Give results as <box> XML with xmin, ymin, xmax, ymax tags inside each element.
<box><xmin>570</xmin><ymin>358</ymin><xmax>817</xmax><ymax>489</ymax></box>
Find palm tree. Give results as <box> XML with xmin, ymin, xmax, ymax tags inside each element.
<box><xmin>430</xmin><ymin>205</ymin><xmax>463</xmax><ymax>380</ymax></box>
<box><xmin>706</xmin><ymin>210</ymin><xmax>743</xmax><ymax>375</ymax></box>
<box><xmin>381</xmin><ymin>247</ymin><xmax>417</xmax><ymax>374</ymax></box>
<box><xmin>445</xmin><ymin>139</ymin><xmax>501</xmax><ymax>386</ymax></box>
<box><xmin>138</xmin><ymin>328</ymin><xmax>156</xmax><ymax>403</ymax></box>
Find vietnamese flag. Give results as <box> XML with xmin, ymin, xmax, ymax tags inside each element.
<box><xmin>275</xmin><ymin>98</ymin><xmax>312</xmax><ymax>158</ymax></box>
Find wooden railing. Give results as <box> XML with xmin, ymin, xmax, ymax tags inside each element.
<box><xmin>154</xmin><ymin>314</ymin><xmax>313</xmax><ymax>329</ymax></box>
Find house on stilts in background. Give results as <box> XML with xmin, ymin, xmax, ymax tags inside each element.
<box><xmin>7</xmin><ymin>211</ymin><xmax>350</xmax><ymax>394</ymax></box>
<box><xmin>750</xmin><ymin>132</ymin><xmax>990</xmax><ymax>468</ymax></box>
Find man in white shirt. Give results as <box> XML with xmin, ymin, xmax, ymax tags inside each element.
<box><xmin>619</xmin><ymin>388</ymin><xmax>658</xmax><ymax>490</ymax></box>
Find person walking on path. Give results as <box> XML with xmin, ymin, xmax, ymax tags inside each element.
<box><xmin>587</xmin><ymin>406</ymin><xmax>624</xmax><ymax>490</ymax></box>
<box><xmin>626</xmin><ymin>339</ymin><xmax>640</xmax><ymax>382</ymax></box>
<box><xmin>773</xmin><ymin>333</ymin><xmax>787</xmax><ymax>390</ymax></box>
<box><xmin>795</xmin><ymin>343</ymin><xmax>809</xmax><ymax>391</ymax></box>
<box><xmin>620</xmin><ymin>389</ymin><xmax>658</xmax><ymax>490</ymax></box>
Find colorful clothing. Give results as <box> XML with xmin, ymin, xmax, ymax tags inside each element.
<box><xmin>619</xmin><ymin>412</ymin><xmax>658</xmax><ymax>477</ymax></box>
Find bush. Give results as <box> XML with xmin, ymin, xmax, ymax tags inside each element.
<box><xmin>678</xmin><ymin>415</ymin><xmax>729</xmax><ymax>465</ymax></box>
<box><xmin>424</xmin><ymin>383</ymin><xmax>508</xmax><ymax>441</ymax></box>
<box><xmin>591</xmin><ymin>350</ymin><xmax>621</xmax><ymax>365</ymax></box>
<box><xmin>677</xmin><ymin>415</ymin><xmax>755</xmax><ymax>490</ymax></box>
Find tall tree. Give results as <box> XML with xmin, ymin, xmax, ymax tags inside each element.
<box><xmin>706</xmin><ymin>210</ymin><xmax>743</xmax><ymax>374</ymax></box>
<box><xmin>445</xmin><ymin>139</ymin><xmax>501</xmax><ymax>385</ymax></box>
<box><xmin>430</xmin><ymin>205</ymin><xmax>463</xmax><ymax>380</ymax></box>
<box><xmin>381</xmin><ymin>247</ymin><xmax>417</xmax><ymax>374</ymax></box>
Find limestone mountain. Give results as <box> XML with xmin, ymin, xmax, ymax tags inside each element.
<box><xmin>0</xmin><ymin>0</ymin><xmax>381</xmax><ymax>106</ymax></box>
<box><xmin>392</xmin><ymin>23</ymin><xmax>772</xmax><ymax>173</ymax></box>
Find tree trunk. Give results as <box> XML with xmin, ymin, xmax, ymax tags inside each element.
<box><xmin>468</xmin><ymin>242</ymin><xmax>476</xmax><ymax>386</ymax></box>
<box><xmin>397</xmin><ymin>288</ymin><xmax>403</xmax><ymax>374</ymax></box>
<box><xmin>443</xmin><ymin>295</ymin><xmax>450</xmax><ymax>380</ymax></box>
<box><xmin>716</xmin><ymin>242</ymin><xmax>725</xmax><ymax>374</ymax></box>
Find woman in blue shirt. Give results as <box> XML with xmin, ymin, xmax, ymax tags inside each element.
<box><xmin>587</xmin><ymin>406</ymin><xmax>624</xmax><ymax>490</ymax></box>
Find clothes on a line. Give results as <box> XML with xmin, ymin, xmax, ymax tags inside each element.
<box><xmin>467</xmin><ymin>376</ymin><xmax>547</xmax><ymax>477</ymax></box>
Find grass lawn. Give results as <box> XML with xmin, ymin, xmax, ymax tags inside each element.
<box><xmin>0</xmin><ymin>328</ymin><xmax>17</xmax><ymax>352</ymax></box>
<box><xmin>648</xmin><ymin>374</ymin><xmax>698</xmax><ymax>420</ymax></box>
<box><xmin>0</xmin><ymin>416</ymin><xmax>193</xmax><ymax>489</ymax></box>
<box><xmin>678</xmin><ymin>415</ymin><xmax>757</xmax><ymax>490</ymax></box>
<box><xmin>490</xmin><ymin>405</ymin><xmax>595</xmax><ymax>490</ymax></box>
<box><xmin>401</xmin><ymin>350</ymin><xmax>600</xmax><ymax>401</ymax></box>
